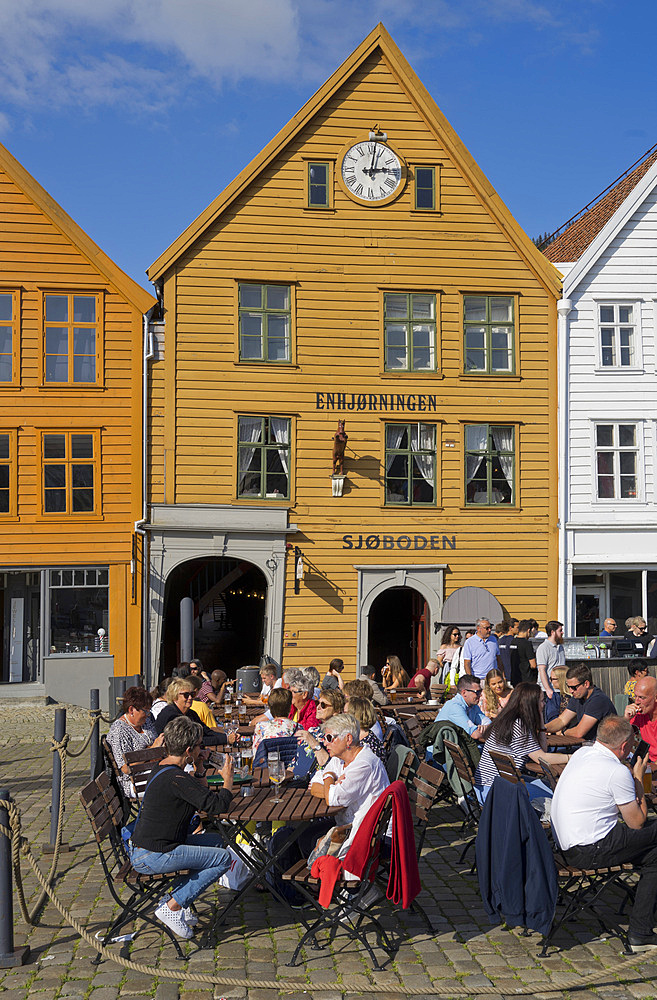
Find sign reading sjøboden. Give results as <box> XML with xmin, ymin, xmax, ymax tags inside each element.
<box><xmin>342</xmin><ymin>533</ymin><xmax>456</xmax><ymax>550</ymax></box>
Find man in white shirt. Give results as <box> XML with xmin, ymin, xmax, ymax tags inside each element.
<box><xmin>551</xmin><ymin>715</ymin><xmax>657</xmax><ymax>951</ymax></box>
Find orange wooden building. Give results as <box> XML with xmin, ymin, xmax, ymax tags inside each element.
<box><xmin>0</xmin><ymin>142</ymin><xmax>155</xmax><ymax>705</ymax></box>
<box><xmin>144</xmin><ymin>25</ymin><xmax>561</xmax><ymax>681</ymax></box>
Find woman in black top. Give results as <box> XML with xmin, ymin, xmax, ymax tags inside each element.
<box><xmin>153</xmin><ymin>677</ymin><xmax>232</xmax><ymax>747</ymax></box>
<box><xmin>130</xmin><ymin>716</ymin><xmax>234</xmax><ymax>939</ymax></box>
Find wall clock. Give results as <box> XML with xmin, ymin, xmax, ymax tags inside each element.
<box><xmin>338</xmin><ymin>136</ymin><xmax>406</xmax><ymax>206</ymax></box>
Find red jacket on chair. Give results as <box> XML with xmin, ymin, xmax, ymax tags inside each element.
<box><xmin>311</xmin><ymin>779</ymin><xmax>421</xmax><ymax>908</ymax></box>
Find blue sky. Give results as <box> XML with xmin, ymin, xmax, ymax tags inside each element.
<box><xmin>1</xmin><ymin>0</ymin><xmax>655</xmax><ymax>290</ymax></box>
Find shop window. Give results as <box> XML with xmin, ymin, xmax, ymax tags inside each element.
<box><xmin>385</xmin><ymin>422</ymin><xmax>436</xmax><ymax>506</ymax></box>
<box><xmin>307</xmin><ymin>161</ymin><xmax>331</xmax><ymax>208</ymax></box>
<box><xmin>598</xmin><ymin>303</ymin><xmax>636</xmax><ymax>367</ymax></box>
<box><xmin>49</xmin><ymin>567</ymin><xmax>109</xmax><ymax>653</ymax></box>
<box><xmin>464</xmin><ymin>295</ymin><xmax>515</xmax><ymax>374</ymax></box>
<box><xmin>237</xmin><ymin>415</ymin><xmax>290</xmax><ymax>500</ymax></box>
<box><xmin>465</xmin><ymin>424</ymin><xmax>515</xmax><ymax>505</ymax></box>
<box><xmin>0</xmin><ymin>431</ymin><xmax>16</xmax><ymax>515</ymax></box>
<box><xmin>0</xmin><ymin>291</ymin><xmax>18</xmax><ymax>384</ymax></box>
<box><xmin>42</xmin><ymin>431</ymin><xmax>98</xmax><ymax>515</ymax></box>
<box><xmin>384</xmin><ymin>292</ymin><xmax>436</xmax><ymax>371</ymax></box>
<box><xmin>238</xmin><ymin>284</ymin><xmax>291</xmax><ymax>362</ymax></box>
<box><xmin>595</xmin><ymin>423</ymin><xmax>638</xmax><ymax>499</ymax></box>
<box><xmin>43</xmin><ymin>293</ymin><xmax>100</xmax><ymax>384</ymax></box>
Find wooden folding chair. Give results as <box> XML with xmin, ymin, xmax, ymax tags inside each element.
<box><xmin>443</xmin><ymin>738</ymin><xmax>481</xmax><ymax>862</ymax></box>
<box><xmin>397</xmin><ymin>714</ymin><xmax>424</xmax><ymax>756</ymax></box>
<box><xmin>488</xmin><ymin>749</ymin><xmax>525</xmax><ymax>785</ymax></box>
<box><xmin>79</xmin><ymin>771</ymin><xmax>188</xmax><ymax>960</ymax></box>
<box><xmin>124</xmin><ymin>746</ymin><xmax>166</xmax><ymax>802</ymax></box>
<box><xmin>282</xmin><ymin>800</ymin><xmax>395</xmax><ymax>970</ymax></box>
<box><xmin>101</xmin><ymin>735</ymin><xmax>136</xmax><ymax>820</ymax></box>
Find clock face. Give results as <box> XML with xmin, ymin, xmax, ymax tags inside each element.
<box><xmin>340</xmin><ymin>140</ymin><xmax>404</xmax><ymax>204</ymax></box>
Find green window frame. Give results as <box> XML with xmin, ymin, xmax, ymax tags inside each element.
<box><xmin>465</xmin><ymin>424</ymin><xmax>515</xmax><ymax>506</ymax></box>
<box><xmin>414</xmin><ymin>166</ymin><xmax>435</xmax><ymax>210</ymax></box>
<box><xmin>238</xmin><ymin>416</ymin><xmax>290</xmax><ymax>500</ymax></box>
<box><xmin>42</xmin><ymin>432</ymin><xmax>97</xmax><ymax>515</ymax></box>
<box><xmin>238</xmin><ymin>283</ymin><xmax>291</xmax><ymax>363</ymax></box>
<box><xmin>384</xmin><ymin>423</ymin><xmax>436</xmax><ymax>506</ymax></box>
<box><xmin>308</xmin><ymin>161</ymin><xmax>330</xmax><ymax>208</ymax></box>
<box><xmin>44</xmin><ymin>293</ymin><xmax>99</xmax><ymax>384</ymax></box>
<box><xmin>464</xmin><ymin>295</ymin><xmax>515</xmax><ymax>374</ymax></box>
<box><xmin>0</xmin><ymin>432</ymin><xmax>13</xmax><ymax>515</ymax></box>
<box><xmin>384</xmin><ymin>292</ymin><xmax>436</xmax><ymax>372</ymax></box>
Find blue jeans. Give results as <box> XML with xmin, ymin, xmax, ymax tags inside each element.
<box><xmin>131</xmin><ymin>833</ymin><xmax>232</xmax><ymax>908</ymax></box>
<box><xmin>476</xmin><ymin>778</ymin><xmax>553</xmax><ymax>805</ymax></box>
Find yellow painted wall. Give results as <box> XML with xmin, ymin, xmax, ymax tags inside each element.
<box><xmin>0</xmin><ymin>160</ymin><xmax>148</xmax><ymax>675</ymax></box>
<box><xmin>149</xmin><ymin>48</ymin><xmax>560</xmax><ymax>674</ymax></box>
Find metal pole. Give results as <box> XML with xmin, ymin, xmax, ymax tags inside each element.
<box><xmin>180</xmin><ymin>596</ymin><xmax>194</xmax><ymax>662</ymax></box>
<box><xmin>44</xmin><ymin>708</ymin><xmax>70</xmax><ymax>854</ymax></box>
<box><xmin>0</xmin><ymin>788</ymin><xmax>30</xmax><ymax>967</ymax></box>
<box><xmin>89</xmin><ymin>689</ymin><xmax>100</xmax><ymax>780</ymax></box>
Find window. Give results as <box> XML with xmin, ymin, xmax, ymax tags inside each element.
<box><xmin>464</xmin><ymin>295</ymin><xmax>515</xmax><ymax>374</ymax></box>
<box><xmin>238</xmin><ymin>416</ymin><xmax>290</xmax><ymax>499</ymax></box>
<box><xmin>42</xmin><ymin>432</ymin><xmax>97</xmax><ymax>514</ymax></box>
<box><xmin>598</xmin><ymin>304</ymin><xmax>635</xmax><ymax>367</ymax></box>
<box><xmin>49</xmin><ymin>567</ymin><xmax>109</xmax><ymax>653</ymax></box>
<box><xmin>385</xmin><ymin>423</ymin><xmax>436</xmax><ymax>505</ymax></box>
<box><xmin>465</xmin><ymin>424</ymin><xmax>515</xmax><ymax>505</ymax></box>
<box><xmin>595</xmin><ymin>423</ymin><xmax>638</xmax><ymax>499</ymax></box>
<box><xmin>238</xmin><ymin>284</ymin><xmax>291</xmax><ymax>363</ymax></box>
<box><xmin>307</xmin><ymin>161</ymin><xmax>331</xmax><ymax>208</ymax></box>
<box><xmin>0</xmin><ymin>292</ymin><xmax>17</xmax><ymax>383</ymax></box>
<box><xmin>44</xmin><ymin>293</ymin><xmax>99</xmax><ymax>384</ymax></box>
<box><xmin>0</xmin><ymin>432</ymin><xmax>16</xmax><ymax>515</ymax></box>
<box><xmin>384</xmin><ymin>293</ymin><xmax>436</xmax><ymax>371</ymax></box>
<box><xmin>414</xmin><ymin>166</ymin><xmax>436</xmax><ymax>210</ymax></box>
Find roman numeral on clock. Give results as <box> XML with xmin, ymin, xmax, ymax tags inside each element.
<box><xmin>384</xmin><ymin>177</ymin><xmax>395</xmax><ymax>190</ymax></box>
<box><xmin>354</xmin><ymin>183</ymin><xmax>363</xmax><ymax>196</ymax></box>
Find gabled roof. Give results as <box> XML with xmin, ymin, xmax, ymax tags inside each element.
<box><xmin>147</xmin><ymin>23</ymin><xmax>561</xmax><ymax>297</ymax></box>
<box><xmin>0</xmin><ymin>142</ymin><xmax>155</xmax><ymax>314</ymax></box>
<box><xmin>543</xmin><ymin>145</ymin><xmax>657</xmax><ymax>264</ymax></box>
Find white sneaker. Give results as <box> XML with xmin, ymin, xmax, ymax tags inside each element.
<box><xmin>183</xmin><ymin>907</ymin><xmax>198</xmax><ymax>927</ymax></box>
<box><xmin>154</xmin><ymin>902</ymin><xmax>193</xmax><ymax>939</ymax></box>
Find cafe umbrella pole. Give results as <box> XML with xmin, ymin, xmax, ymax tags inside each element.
<box><xmin>0</xmin><ymin>789</ymin><xmax>30</xmax><ymax>967</ymax></box>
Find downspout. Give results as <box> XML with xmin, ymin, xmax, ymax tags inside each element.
<box><xmin>557</xmin><ymin>295</ymin><xmax>572</xmax><ymax>629</ymax></box>
<box><xmin>135</xmin><ymin>295</ymin><xmax>160</xmax><ymax>687</ymax></box>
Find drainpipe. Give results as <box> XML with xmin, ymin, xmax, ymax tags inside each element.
<box><xmin>135</xmin><ymin>299</ymin><xmax>159</xmax><ymax>688</ymax></box>
<box><xmin>557</xmin><ymin>296</ymin><xmax>572</xmax><ymax>629</ymax></box>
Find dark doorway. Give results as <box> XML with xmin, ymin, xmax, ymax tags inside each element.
<box><xmin>160</xmin><ymin>558</ymin><xmax>266</xmax><ymax>679</ymax></box>
<box><xmin>1</xmin><ymin>572</ymin><xmax>40</xmax><ymax>684</ymax></box>
<box><xmin>367</xmin><ymin>586</ymin><xmax>429</xmax><ymax>678</ymax></box>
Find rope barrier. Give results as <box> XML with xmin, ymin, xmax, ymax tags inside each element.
<box><xmin>0</xmin><ymin>790</ymin><xmax>651</xmax><ymax>997</ymax></box>
<box><xmin>63</xmin><ymin>711</ymin><xmax>104</xmax><ymax>758</ymax></box>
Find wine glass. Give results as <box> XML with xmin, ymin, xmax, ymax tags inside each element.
<box><xmin>269</xmin><ymin>758</ymin><xmax>285</xmax><ymax>803</ymax></box>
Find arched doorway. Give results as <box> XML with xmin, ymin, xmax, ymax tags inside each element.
<box><xmin>367</xmin><ymin>587</ymin><xmax>430</xmax><ymax>677</ymax></box>
<box><xmin>160</xmin><ymin>557</ymin><xmax>266</xmax><ymax>677</ymax></box>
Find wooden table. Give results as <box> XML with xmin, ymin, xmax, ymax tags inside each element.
<box><xmin>546</xmin><ymin>733</ymin><xmax>586</xmax><ymax>750</ymax></box>
<box><xmin>205</xmin><ymin>781</ymin><xmax>340</xmax><ymax>930</ymax></box>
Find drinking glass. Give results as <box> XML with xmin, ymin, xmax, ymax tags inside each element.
<box><xmin>269</xmin><ymin>758</ymin><xmax>285</xmax><ymax>803</ymax></box>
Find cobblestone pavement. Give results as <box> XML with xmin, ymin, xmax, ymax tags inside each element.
<box><xmin>0</xmin><ymin>705</ymin><xmax>656</xmax><ymax>1000</ymax></box>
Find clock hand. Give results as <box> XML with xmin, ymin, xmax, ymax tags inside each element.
<box><xmin>368</xmin><ymin>141</ymin><xmax>377</xmax><ymax>176</ymax></box>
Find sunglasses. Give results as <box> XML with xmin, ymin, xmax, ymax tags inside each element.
<box><xmin>318</xmin><ymin>701</ymin><xmax>331</xmax><ymax>709</ymax></box>
<box><xmin>566</xmin><ymin>683</ymin><xmax>582</xmax><ymax>692</ymax></box>
<box><xmin>323</xmin><ymin>732</ymin><xmax>346</xmax><ymax>744</ymax></box>
<box><xmin>181</xmin><ymin>691</ymin><xmax>195</xmax><ymax>699</ymax></box>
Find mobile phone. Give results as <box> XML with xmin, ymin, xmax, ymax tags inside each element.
<box><xmin>634</xmin><ymin>739</ymin><xmax>650</xmax><ymax>762</ymax></box>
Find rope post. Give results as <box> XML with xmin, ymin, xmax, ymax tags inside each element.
<box><xmin>0</xmin><ymin>789</ymin><xmax>30</xmax><ymax>967</ymax></box>
<box><xmin>44</xmin><ymin>708</ymin><xmax>71</xmax><ymax>855</ymax></box>
<box><xmin>89</xmin><ymin>689</ymin><xmax>101</xmax><ymax>780</ymax></box>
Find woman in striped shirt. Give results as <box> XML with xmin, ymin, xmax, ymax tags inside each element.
<box><xmin>474</xmin><ymin>682</ymin><xmax>570</xmax><ymax>802</ymax></box>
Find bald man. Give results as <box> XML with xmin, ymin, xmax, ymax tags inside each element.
<box><xmin>625</xmin><ymin>675</ymin><xmax>657</xmax><ymax>763</ymax></box>
<box><xmin>600</xmin><ymin>618</ymin><xmax>618</xmax><ymax>638</ymax></box>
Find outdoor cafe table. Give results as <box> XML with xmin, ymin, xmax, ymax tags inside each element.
<box><xmin>204</xmin><ymin>779</ymin><xmax>341</xmax><ymax>931</ymax></box>
<box><xmin>546</xmin><ymin>733</ymin><xmax>586</xmax><ymax>750</ymax></box>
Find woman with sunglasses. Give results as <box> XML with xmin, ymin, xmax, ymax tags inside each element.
<box><xmin>436</xmin><ymin>624</ymin><xmax>464</xmax><ymax>686</ymax></box>
<box><xmin>296</xmin><ymin>688</ymin><xmax>345</xmax><ymax>766</ymax></box>
<box><xmin>153</xmin><ymin>677</ymin><xmax>234</xmax><ymax>747</ymax></box>
<box><xmin>106</xmin><ymin>686</ymin><xmax>160</xmax><ymax>799</ymax></box>
<box><xmin>382</xmin><ymin>654</ymin><xmax>410</xmax><ymax>690</ymax></box>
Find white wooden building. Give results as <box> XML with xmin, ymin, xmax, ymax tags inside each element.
<box><xmin>543</xmin><ymin>147</ymin><xmax>657</xmax><ymax>636</ymax></box>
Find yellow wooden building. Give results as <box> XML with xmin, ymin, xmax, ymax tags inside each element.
<box><xmin>0</xmin><ymin>142</ymin><xmax>155</xmax><ymax>705</ymax></box>
<box><xmin>145</xmin><ymin>24</ymin><xmax>561</xmax><ymax>681</ymax></box>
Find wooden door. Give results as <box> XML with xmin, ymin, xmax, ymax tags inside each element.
<box><xmin>411</xmin><ymin>591</ymin><xmax>430</xmax><ymax>673</ymax></box>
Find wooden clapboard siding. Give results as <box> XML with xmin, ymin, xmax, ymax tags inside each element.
<box><xmin>0</xmin><ymin>143</ymin><xmax>155</xmax><ymax>675</ymax></box>
<box><xmin>147</xmin><ymin>27</ymin><xmax>560</xmax><ymax>672</ymax></box>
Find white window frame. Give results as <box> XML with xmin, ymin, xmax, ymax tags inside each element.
<box><xmin>592</xmin><ymin>297</ymin><xmax>643</xmax><ymax>372</ymax></box>
<box><xmin>591</xmin><ymin>419</ymin><xmax>643</xmax><ymax>503</ymax></box>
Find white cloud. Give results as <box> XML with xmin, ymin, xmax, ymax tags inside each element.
<box><xmin>0</xmin><ymin>0</ymin><xmax>601</xmax><ymax>122</ymax></box>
